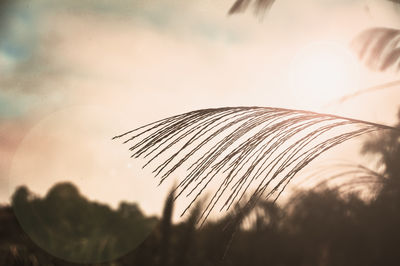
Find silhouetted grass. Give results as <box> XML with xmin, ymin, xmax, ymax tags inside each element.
<box><xmin>113</xmin><ymin>107</ymin><xmax>398</xmax><ymax>225</ymax></box>
<box><xmin>352</xmin><ymin>27</ymin><xmax>400</xmax><ymax>72</ymax></box>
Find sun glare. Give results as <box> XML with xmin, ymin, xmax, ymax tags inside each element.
<box><xmin>289</xmin><ymin>41</ymin><xmax>360</xmax><ymax>109</ymax></box>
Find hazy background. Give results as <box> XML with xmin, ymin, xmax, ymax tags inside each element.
<box><xmin>1</xmin><ymin>0</ymin><xmax>400</xmax><ymax>218</ymax></box>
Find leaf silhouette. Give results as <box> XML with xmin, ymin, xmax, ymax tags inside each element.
<box><xmin>332</xmin><ymin>79</ymin><xmax>400</xmax><ymax>104</ymax></box>
<box><xmin>297</xmin><ymin>162</ymin><xmax>386</xmax><ymax>197</ymax></box>
<box><xmin>113</xmin><ymin>107</ymin><xmax>397</xmax><ymax>225</ymax></box>
<box><xmin>352</xmin><ymin>27</ymin><xmax>400</xmax><ymax>71</ymax></box>
<box><xmin>228</xmin><ymin>0</ymin><xmax>276</xmax><ymax>18</ymax></box>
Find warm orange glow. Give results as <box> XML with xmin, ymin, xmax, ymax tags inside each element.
<box><xmin>289</xmin><ymin>41</ymin><xmax>360</xmax><ymax>108</ymax></box>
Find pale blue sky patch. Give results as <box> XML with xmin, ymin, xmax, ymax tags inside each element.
<box><xmin>0</xmin><ymin>51</ymin><xmax>17</xmax><ymax>72</ymax></box>
<box><xmin>0</xmin><ymin>1</ymin><xmax>39</xmax><ymax>71</ymax></box>
<box><xmin>0</xmin><ymin>92</ymin><xmax>32</xmax><ymax>119</ymax></box>
<box><xmin>37</xmin><ymin>0</ymin><xmax>247</xmax><ymax>43</ymax></box>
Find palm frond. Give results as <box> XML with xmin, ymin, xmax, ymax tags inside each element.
<box><xmin>297</xmin><ymin>162</ymin><xmax>386</xmax><ymax>197</ymax></box>
<box><xmin>228</xmin><ymin>0</ymin><xmax>276</xmax><ymax>18</ymax></box>
<box><xmin>352</xmin><ymin>27</ymin><xmax>400</xmax><ymax>71</ymax></box>
<box><xmin>113</xmin><ymin>107</ymin><xmax>397</xmax><ymax>225</ymax></box>
<box><xmin>334</xmin><ymin>79</ymin><xmax>400</xmax><ymax>104</ymax></box>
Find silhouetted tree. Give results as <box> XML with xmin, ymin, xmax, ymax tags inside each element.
<box><xmin>10</xmin><ymin>182</ymin><xmax>158</xmax><ymax>264</ymax></box>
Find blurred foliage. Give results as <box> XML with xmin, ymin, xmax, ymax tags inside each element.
<box><xmin>228</xmin><ymin>0</ymin><xmax>276</xmax><ymax>18</ymax></box>
<box><xmin>352</xmin><ymin>27</ymin><xmax>400</xmax><ymax>72</ymax></box>
<box><xmin>1</xmin><ymin>109</ymin><xmax>400</xmax><ymax>265</ymax></box>
<box><xmin>228</xmin><ymin>0</ymin><xmax>400</xmax><ymax>73</ymax></box>
<box><xmin>9</xmin><ymin>182</ymin><xmax>158</xmax><ymax>264</ymax></box>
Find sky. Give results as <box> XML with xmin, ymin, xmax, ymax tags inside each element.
<box><xmin>1</xmin><ymin>0</ymin><xmax>400</xmax><ymax>221</ymax></box>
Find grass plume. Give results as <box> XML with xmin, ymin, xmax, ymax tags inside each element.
<box><xmin>113</xmin><ymin>106</ymin><xmax>398</xmax><ymax>225</ymax></box>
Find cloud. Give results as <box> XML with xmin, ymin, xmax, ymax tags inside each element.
<box><xmin>35</xmin><ymin>0</ymin><xmax>245</xmax><ymax>42</ymax></box>
<box><xmin>0</xmin><ymin>0</ymin><xmax>247</xmax><ymax>117</ymax></box>
<box><xmin>0</xmin><ymin>0</ymin><xmax>40</xmax><ymax>72</ymax></box>
<box><xmin>1</xmin><ymin>0</ymin><xmax>399</xmax><ymax>214</ymax></box>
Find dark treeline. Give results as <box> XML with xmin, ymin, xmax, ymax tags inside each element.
<box><xmin>1</xmin><ymin>111</ymin><xmax>399</xmax><ymax>266</ymax></box>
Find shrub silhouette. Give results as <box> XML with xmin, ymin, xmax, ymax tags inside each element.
<box><xmin>11</xmin><ymin>182</ymin><xmax>158</xmax><ymax>264</ymax></box>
